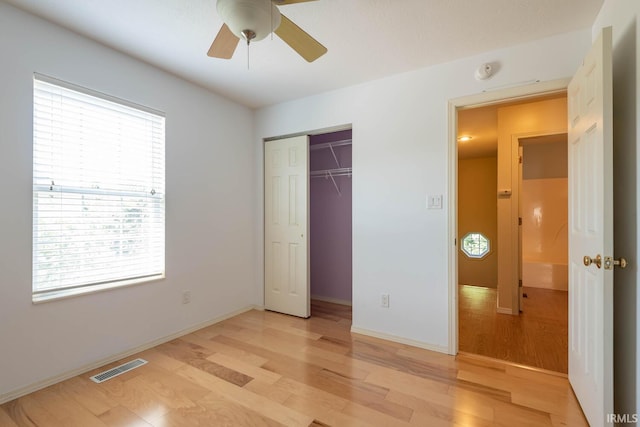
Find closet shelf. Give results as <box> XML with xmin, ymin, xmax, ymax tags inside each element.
<box><xmin>309</xmin><ymin>139</ymin><xmax>352</xmax><ymax>151</ymax></box>
<box><xmin>310</xmin><ymin>139</ymin><xmax>352</xmax><ymax>196</ymax></box>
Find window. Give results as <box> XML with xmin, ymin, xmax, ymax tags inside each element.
<box><xmin>461</xmin><ymin>232</ymin><xmax>490</xmax><ymax>258</ymax></box>
<box><xmin>32</xmin><ymin>74</ymin><xmax>165</xmax><ymax>302</ymax></box>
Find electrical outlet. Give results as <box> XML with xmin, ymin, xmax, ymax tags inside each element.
<box><xmin>381</xmin><ymin>293</ymin><xmax>389</xmax><ymax>308</ymax></box>
<box><xmin>182</xmin><ymin>290</ymin><xmax>191</xmax><ymax>304</ymax></box>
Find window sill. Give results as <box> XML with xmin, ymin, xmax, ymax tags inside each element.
<box><xmin>32</xmin><ymin>274</ymin><xmax>165</xmax><ymax>304</ymax></box>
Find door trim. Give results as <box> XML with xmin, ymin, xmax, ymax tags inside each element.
<box><xmin>447</xmin><ymin>79</ymin><xmax>570</xmax><ymax>355</ymax></box>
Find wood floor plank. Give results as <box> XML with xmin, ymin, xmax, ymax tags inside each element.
<box><xmin>157</xmin><ymin>338</ymin><xmax>253</xmax><ymax>387</ymax></box>
<box><xmin>341</xmin><ymin>400</ymin><xmax>412</xmax><ymax>427</ymax></box>
<box><xmin>3</xmin><ymin>394</ymin><xmax>66</xmax><ymax>427</ymax></box>
<box><xmin>409</xmin><ymin>409</ymin><xmax>473</xmax><ymax>427</ymax></box>
<box><xmin>243</xmin><ymin>379</ymin><xmax>292</xmax><ymax>405</ymax></box>
<box><xmin>491</xmin><ymin>400</ymin><xmax>553</xmax><ymax>427</ymax></box>
<box><xmin>25</xmin><ymin>386</ymin><xmax>107</xmax><ymax>427</ymax></box>
<box><xmin>0</xmin><ymin>300</ymin><xmax>586</xmax><ymax>426</ymax></box>
<box><xmin>274</xmin><ymin>377</ymin><xmax>348</xmax><ymax>412</ymax></box>
<box><xmin>385</xmin><ymin>384</ymin><xmax>494</xmax><ymax>422</ymax></box>
<box><xmin>129</xmin><ymin>365</ymin><xmax>211</xmax><ymax>404</ymax></box>
<box><xmin>365</xmin><ymin>366</ymin><xmax>450</xmax><ymax>396</ymax></box>
<box><xmin>135</xmin><ymin>348</ymin><xmax>186</xmax><ymax>372</ymax></box>
<box><xmin>174</xmin><ymin>364</ymin><xmax>314</xmax><ymax>426</ymax></box>
<box><xmin>49</xmin><ymin>376</ymin><xmax>119</xmax><ymax>416</ymax></box>
<box><xmin>0</xmin><ymin>406</ymin><xmax>19</xmax><ymax>427</ymax></box>
<box><xmin>272</xmin><ymin>323</ymin><xmax>324</xmax><ymax>341</ymax></box>
<box><xmin>206</xmin><ymin>352</ymin><xmax>282</xmax><ymax>385</ymax></box>
<box><xmin>390</xmin><ymin>390</ymin><xmax>494</xmax><ymax>427</ymax></box>
<box><xmin>186</xmin><ymin>335</ymin><xmax>270</xmax><ymax>367</ymax></box>
<box><xmin>94</xmin><ymin>364</ymin><xmax>209</xmax><ymax>424</ymax></box>
<box><xmin>510</xmin><ymin>390</ymin><xmax>588</xmax><ymax>423</ymax></box>
<box><xmin>282</xmin><ymin>394</ymin><xmax>371</xmax><ymax>427</ymax></box>
<box><xmin>97</xmin><ymin>405</ymin><xmax>152</xmax><ymax>427</ymax></box>
<box><xmin>159</xmin><ymin>394</ymin><xmax>284</xmax><ymax>427</ymax></box>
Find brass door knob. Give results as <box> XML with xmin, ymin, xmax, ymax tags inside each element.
<box><xmin>584</xmin><ymin>255</ymin><xmax>602</xmax><ymax>268</ymax></box>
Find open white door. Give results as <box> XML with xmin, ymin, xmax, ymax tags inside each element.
<box><xmin>264</xmin><ymin>135</ymin><xmax>310</xmax><ymax>318</ymax></box>
<box><xmin>568</xmin><ymin>26</ymin><xmax>617</xmax><ymax>426</ymax></box>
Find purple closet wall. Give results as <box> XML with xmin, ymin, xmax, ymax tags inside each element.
<box><xmin>310</xmin><ymin>129</ymin><xmax>352</xmax><ymax>303</ymax></box>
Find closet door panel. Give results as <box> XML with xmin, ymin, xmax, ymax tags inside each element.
<box><xmin>264</xmin><ymin>136</ymin><xmax>309</xmax><ymax>318</ymax></box>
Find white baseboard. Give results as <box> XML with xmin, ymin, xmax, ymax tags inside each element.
<box><xmin>311</xmin><ymin>295</ymin><xmax>352</xmax><ymax>306</ymax></box>
<box><xmin>0</xmin><ymin>305</ymin><xmax>259</xmax><ymax>405</ymax></box>
<box><xmin>497</xmin><ymin>307</ymin><xmax>515</xmax><ymax>315</ymax></box>
<box><xmin>350</xmin><ymin>326</ymin><xmax>449</xmax><ymax>354</ymax></box>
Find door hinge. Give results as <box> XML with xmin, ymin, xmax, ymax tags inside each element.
<box><xmin>518</xmin><ymin>217</ymin><xmax>522</xmax><ymax>225</ymax></box>
<box><xmin>519</xmin><ymin>156</ymin><xmax>523</xmax><ymax>164</ymax></box>
<box><xmin>519</xmin><ymin>279</ymin><xmax>523</xmax><ymax>287</ymax></box>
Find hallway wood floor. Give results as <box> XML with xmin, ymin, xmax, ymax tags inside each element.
<box><xmin>1</xmin><ymin>300</ymin><xmax>585</xmax><ymax>426</ymax></box>
<box><xmin>459</xmin><ymin>285</ymin><xmax>568</xmax><ymax>373</ymax></box>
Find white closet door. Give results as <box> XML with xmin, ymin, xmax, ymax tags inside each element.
<box><xmin>264</xmin><ymin>135</ymin><xmax>310</xmax><ymax>318</ymax></box>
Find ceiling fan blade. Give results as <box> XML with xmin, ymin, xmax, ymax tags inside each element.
<box><xmin>207</xmin><ymin>23</ymin><xmax>240</xmax><ymax>59</ymax></box>
<box><xmin>275</xmin><ymin>14</ymin><xmax>327</xmax><ymax>62</ymax></box>
<box><xmin>274</xmin><ymin>0</ymin><xmax>318</xmax><ymax>4</ymax></box>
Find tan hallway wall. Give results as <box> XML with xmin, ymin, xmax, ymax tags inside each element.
<box><xmin>458</xmin><ymin>157</ymin><xmax>498</xmax><ymax>287</ymax></box>
<box><xmin>496</xmin><ymin>96</ymin><xmax>568</xmax><ymax>312</ymax></box>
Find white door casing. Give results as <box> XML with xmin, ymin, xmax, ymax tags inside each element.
<box><xmin>518</xmin><ymin>145</ymin><xmax>523</xmax><ymax>312</ymax></box>
<box><xmin>264</xmin><ymin>135</ymin><xmax>310</xmax><ymax>318</ymax></box>
<box><xmin>567</xmin><ymin>26</ymin><xmax>613</xmax><ymax>426</ymax></box>
<box><xmin>448</xmin><ymin>79</ymin><xmax>570</xmax><ymax>355</ymax></box>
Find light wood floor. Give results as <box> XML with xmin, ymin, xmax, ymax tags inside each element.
<box><xmin>459</xmin><ymin>285</ymin><xmax>568</xmax><ymax>374</ymax></box>
<box><xmin>1</xmin><ymin>300</ymin><xmax>585</xmax><ymax>426</ymax></box>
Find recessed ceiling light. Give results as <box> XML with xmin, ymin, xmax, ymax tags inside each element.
<box><xmin>457</xmin><ymin>136</ymin><xmax>472</xmax><ymax>142</ymax></box>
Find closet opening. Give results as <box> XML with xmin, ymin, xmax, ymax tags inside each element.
<box><xmin>309</xmin><ymin>129</ymin><xmax>353</xmax><ymax>316</ymax></box>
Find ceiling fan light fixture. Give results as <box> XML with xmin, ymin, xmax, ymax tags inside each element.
<box><xmin>217</xmin><ymin>0</ymin><xmax>281</xmax><ymax>42</ymax></box>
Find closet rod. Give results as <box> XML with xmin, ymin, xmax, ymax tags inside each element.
<box><xmin>310</xmin><ymin>167</ymin><xmax>352</xmax><ymax>178</ymax></box>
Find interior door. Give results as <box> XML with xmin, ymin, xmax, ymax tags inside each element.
<box><xmin>264</xmin><ymin>135</ymin><xmax>310</xmax><ymax>318</ymax></box>
<box><xmin>567</xmin><ymin>26</ymin><xmax>613</xmax><ymax>426</ymax></box>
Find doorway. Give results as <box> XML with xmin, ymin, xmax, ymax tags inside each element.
<box><xmin>264</xmin><ymin>129</ymin><xmax>353</xmax><ymax>318</ymax></box>
<box><xmin>455</xmin><ymin>94</ymin><xmax>569</xmax><ymax>373</ymax></box>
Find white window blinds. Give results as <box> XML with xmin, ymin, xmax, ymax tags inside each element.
<box><xmin>33</xmin><ymin>75</ymin><xmax>165</xmax><ymax>300</ymax></box>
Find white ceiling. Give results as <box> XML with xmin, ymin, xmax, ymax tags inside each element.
<box><xmin>4</xmin><ymin>0</ymin><xmax>603</xmax><ymax>109</ymax></box>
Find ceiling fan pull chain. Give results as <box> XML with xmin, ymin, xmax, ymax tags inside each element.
<box><xmin>240</xmin><ymin>29</ymin><xmax>255</xmax><ymax>70</ymax></box>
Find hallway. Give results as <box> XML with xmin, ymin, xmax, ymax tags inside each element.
<box><xmin>458</xmin><ymin>284</ymin><xmax>568</xmax><ymax>373</ymax></box>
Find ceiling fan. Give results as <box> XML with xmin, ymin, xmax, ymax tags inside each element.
<box><xmin>207</xmin><ymin>0</ymin><xmax>327</xmax><ymax>63</ymax></box>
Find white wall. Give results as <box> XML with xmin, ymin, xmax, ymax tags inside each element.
<box><xmin>254</xmin><ymin>30</ymin><xmax>591</xmax><ymax>351</ymax></box>
<box><xmin>0</xmin><ymin>3</ymin><xmax>256</xmax><ymax>401</ymax></box>
<box><xmin>592</xmin><ymin>0</ymin><xmax>640</xmax><ymax>417</ymax></box>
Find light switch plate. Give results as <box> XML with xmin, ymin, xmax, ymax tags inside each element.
<box><xmin>427</xmin><ymin>194</ymin><xmax>443</xmax><ymax>209</ymax></box>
